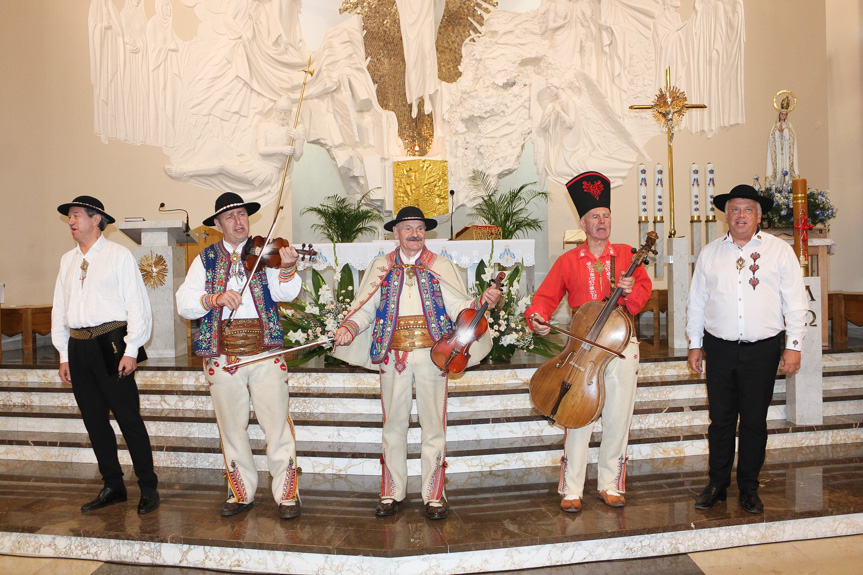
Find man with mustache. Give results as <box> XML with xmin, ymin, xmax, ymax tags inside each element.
<box><xmin>52</xmin><ymin>195</ymin><xmax>159</xmax><ymax>515</ymax></box>
<box><xmin>525</xmin><ymin>171</ymin><xmax>652</xmax><ymax>513</ymax></box>
<box><xmin>687</xmin><ymin>185</ymin><xmax>808</xmax><ymax>514</ymax></box>
<box><xmin>332</xmin><ymin>206</ymin><xmax>501</xmax><ymax>520</ymax></box>
<box><xmin>176</xmin><ymin>192</ymin><xmax>304</xmax><ymax>519</ymax></box>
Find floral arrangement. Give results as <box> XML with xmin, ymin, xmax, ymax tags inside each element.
<box><xmin>471</xmin><ymin>260</ymin><xmax>561</xmax><ymax>363</ymax></box>
<box><xmin>753</xmin><ymin>176</ymin><xmax>837</xmax><ymax>228</ymax></box>
<box><xmin>278</xmin><ymin>267</ymin><xmax>354</xmax><ymax>366</ymax></box>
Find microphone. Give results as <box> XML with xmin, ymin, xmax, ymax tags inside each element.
<box><xmin>158</xmin><ymin>202</ymin><xmax>191</xmax><ymax>235</ymax></box>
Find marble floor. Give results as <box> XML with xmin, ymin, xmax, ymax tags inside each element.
<box><xmin>0</xmin><ymin>441</ymin><xmax>862</xmax><ymax>573</ymax></box>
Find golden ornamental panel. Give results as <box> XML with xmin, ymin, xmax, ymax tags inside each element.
<box><xmin>392</xmin><ymin>159</ymin><xmax>449</xmax><ymax>218</ymax></box>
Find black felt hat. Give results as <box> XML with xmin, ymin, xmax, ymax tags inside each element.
<box><xmin>203</xmin><ymin>192</ymin><xmax>261</xmax><ymax>226</ymax></box>
<box><xmin>57</xmin><ymin>195</ymin><xmax>115</xmax><ymax>224</ymax></box>
<box><xmin>565</xmin><ymin>171</ymin><xmax>611</xmax><ymax>218</ymax></box>
<box><xmin>384</xmin><ymin>206</ymin><xmax>438</xmax><ymax>232</ymax></box>
<box><xmin>713</xmin><ymin>184</ymin><xmax>773</xmax><ymax>214</ymax></box>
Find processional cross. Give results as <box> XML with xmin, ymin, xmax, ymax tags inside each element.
<box><xmin>630</xmin><ymin>68</ymin><xmax>706</xmax><ymax>238</ymax></box>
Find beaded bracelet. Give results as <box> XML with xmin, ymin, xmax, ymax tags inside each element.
<box><xmin>200</xmin><ymin>293</ymin><xmax>220</xmax><ymax>311</ymax></box>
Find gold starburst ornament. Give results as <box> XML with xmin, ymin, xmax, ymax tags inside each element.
<box><xmin>139</xmin><ymin>252</ymin><xmax>168</xmax><ymax>290</ymax></box>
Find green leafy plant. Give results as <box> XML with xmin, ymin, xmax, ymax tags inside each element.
<box><xmin>470</xmin><ymin>260</ymin><xmax>562</xmax><ymax>363</ymax></box>
<box><xmin>468</xmin><ymin>170</ymin><xmax>549</xmax><ymax>239</ymax></box>
<box><xmin>301</xmin><ymin>190</ymin><xmax>383</xmax><ymax>243</ymax></box>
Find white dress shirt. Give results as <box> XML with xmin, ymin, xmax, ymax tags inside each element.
<box><xmin>686</xmin><ymin>230</ymin><xmax>808</xmax><ymax>350</ymax></box>
<box><xmin>51</xmin><ymin>235</ymin><xmax>153</xmax><ymax>363</ymax></box>
<box><xmin>175</xmin><ymin>239</ymin><xmax>302</xmax><ymax>321</ymax></box>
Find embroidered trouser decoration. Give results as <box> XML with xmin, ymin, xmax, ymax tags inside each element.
<box><xmin>281</xmin><ymin>458</ymin><xmax>299</xmax><ymax>502</ymax></box>
<box><xmin>426</xmin><ymin>452</ymin><xmax>446</xmax><ymax>502</ymax></box>
<box><xmin>225</xmin><ymin>460</ymin><xmax>248</xmax><ymax>503</ymax></box>
<box><xmin>393</xmin><ymin>350</ymin><xmax>409</xmax><ymax>374</ymax></box>
<box><xmin>615</xmin><ymin>455</ymin><xmax>628</xmax><ymax>492</ymax></box>
<box><xmin>380</xmin><ymin>455</ymin><xmax>396</xmax><ymax>499</ymax></box>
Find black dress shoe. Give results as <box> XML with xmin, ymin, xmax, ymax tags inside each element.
<box><xmin>694</xmin><ymin>485</ymin><xmax>727</xmax><ymax>510</ymax></box>
<box><xmin>137</xmin><ymin>489</ymin><xmax>160</xmax><ymax>515</ymax></box>
<box><xmin>375</xmin><ymin>498</ymin><xmax>402</xmax><ymax>517</ymax></box>
<box><xmin>81</xmin><ymin>486</ymin><xmax>128</xmax><ymax>513</ymax></box>
<box><xmin>220</xmin><ymin>500</ymin><xmax>254</xmax><ymax>517</ymax></box>
<box><xmin>278</xmin><ymin>499</ymin><xmax>301</xmax><ymax>520</ymax></box>
<box><xmin>425</xmin><ymin>501</ymin><xmax>448</xmax><ymax>520</ymax></box>
<box><xmin>739</xmin><ymin>490</ymin><xmax>764</xmax><ymax>514</ymax></box>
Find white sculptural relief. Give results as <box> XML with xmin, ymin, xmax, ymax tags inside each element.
<box><xmin>89</xmin><ymin>0</ymin><xmax>397</xmax><ymax>206</ymax></box>
<box><xmin>88</xmin><ymin>0</ymin><xmax>744</xmax><ymax>212</ymax></box>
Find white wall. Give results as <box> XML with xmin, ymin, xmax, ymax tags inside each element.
<box><xmin>0</xmin><ymin>0</ymin><xmax>860</xmax><ymax>309</ymax></box>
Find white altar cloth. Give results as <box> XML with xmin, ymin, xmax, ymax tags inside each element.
<box><xmin>298</xmin><ymin>239</ymin><xmax>536</xmax><ymax>290</ymax></box>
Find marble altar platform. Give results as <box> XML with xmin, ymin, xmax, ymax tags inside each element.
<box><xmin>0</xmin><ymin>328</ymin><xmax>861</xmax><ymax>573</ymax></box>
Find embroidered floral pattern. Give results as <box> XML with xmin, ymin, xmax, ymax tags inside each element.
<box><xmin>225</xmin><ymin>460</ymin><xmax>248</xmax><ymax>503</ymax></box>
<box><xmin>380</xmin><ymin>455</ymin><xmax>396</xmax><ymax>499</ymax></box>
<box><xmin>280</xmin><ymin>458</ymin><xmax>299</xmax><ymax>502</ymax></box>
<box><xmin>748</xmin><ymin>252</ymin><xmax>761</xmax><ymax>291</ymax></box>
<box><xmin>583</xmin><ymin>180</ymin><xmax>603</xmax><ymax>200</ymax></box>
<box><xmin>425</xmin><ymin>451</ymin><xmax>447</xmax><ymax>502</ymax></box>
<box><xmin>615</xmin><ymin>455</ymin><xmax>628</xmax><ymax>492</ymax></box>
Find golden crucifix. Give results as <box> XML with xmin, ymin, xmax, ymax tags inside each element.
<box><xmin>630</xmin><ymin>68</ymin><xmax>706</xmax><ymax>238</ymax></box>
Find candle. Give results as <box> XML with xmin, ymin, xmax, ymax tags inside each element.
<box><xmin>706</xmin><ymin>163</ymin><xmax>716</xmax><ymax>219</ymax></box>
<box><xmin>654</xmin><ymin>163</ymin><xmax>664</xmax><ymax>221</ymax></box>
<box><xmin>638</xmin><ymin>164</ymin><xmax>649</xmax><ymax>222</ymax></box>
<box><xmin>690</xmin><ymin>163</ymin><xmax>701</xmax><ymax>221</ymax></box>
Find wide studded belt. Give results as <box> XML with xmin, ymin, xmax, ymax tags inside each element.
<box><xmin>70</xmin><ymin>321</ymin><xmax>127</xmax><ymax>340</ymax></box>
<box><xmin>389</xmin><ymin>315</ymin><xmax>434</xmax><ymax>351</ymax></box>
<box><xmin>221</xmin><ymin>319</ymin><xmax>265</xmax><ymax>356</ymax></box>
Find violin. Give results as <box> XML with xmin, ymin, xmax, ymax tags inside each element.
<box><xmin>241</xmin><ymin>236</ymin><xmax>316</xmax><ymax>274</ymax></box>
<box><xmin>431</xmin><ymin>271</ymin><xmax>506</xmax><ymax>375</ymax></box>
<box><xmin>528</xmin><ymin>232</ymin><xmax>657</xmax><ymax>429</ymax></box>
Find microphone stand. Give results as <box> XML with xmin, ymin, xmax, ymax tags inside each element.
<box><xmin>449</xmin><ymin>189</ymin><xmax>455</xmax><ymax>240</ymax></box>
<box><xmin>158</xmin><ymin>202</ymin><xmax>191</xmax><ymax>236</ymax></box>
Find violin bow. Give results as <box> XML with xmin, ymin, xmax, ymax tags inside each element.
<box><xmin>532</xmin><ymin>318</ymin><xmax>626</xmax><ymax>359</ymax></box>
<box><xmin>225</xmin><ymin>57</ymin><xmax>315</xmax><ymax>327</ymax></box>
<box><xmin>223</xmin><ymin>338</ymin><xmax>333</xmax><ymax>371</ymax></box>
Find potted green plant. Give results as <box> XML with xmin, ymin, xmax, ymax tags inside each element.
<box><xmin>467</xmin><ymin>170</ymin><xmax>549</xmax><ymax>239</ymax></box>
<box><xmin>301</xmin><ymin>190</ymin><xmax>384</xmax><ymax>243</ymax></box>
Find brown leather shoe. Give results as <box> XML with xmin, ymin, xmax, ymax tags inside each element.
<box><xmin>278</xmin><ymin>499</ymin><xmax>301</xmax><ymax>520</ymax></box>
<box><xmin>424</xmin><ymin>501</ymin><xmax>448</xmax><ymax>520</ymax></box>
<box><xmin>597</xmin><ymin>490</ymin><xmax>625</xmax><ymax>508</ymax></box>
<box><xmin>220</xmin><ymin>500</ymin><xmax>254</xmax><ymax>517</ymax></box>
<box><xmin>375</xmin><ymin>498</ymin><xmax>402</xmax><ymax>517</ymax></box>
<box><xmin>560</xmin><ymin>497</ymin><xmax>582</xmax><ymax>513</ymax></box>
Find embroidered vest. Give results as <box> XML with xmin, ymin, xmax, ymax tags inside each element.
<box><xmin>194</xmin><ymin>242</ymin><xmax>283</xmax><ymax>357</ymax></box>
<box><xmin>368</xmin><ymin>249</ymin><xmax>454</xmax><ymax>363</ymax></box>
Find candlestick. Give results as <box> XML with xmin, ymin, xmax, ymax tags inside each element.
<box><xmin>792</xmin><ymin>178</ymin><xmax>810</xmax><ymax>276</ymax></box>
<box><xmin>654</xmin><ymin>163</ymin><xmax>664</xmax><ymax>222</ymax></box>
<box><xmin>690</xmin><ymin>163</ymin><xmax>701</xmax><ymax>221</ymax></box>
<box><xmin>638</xmin><ymin>163</ymin><xmax>649</xmax><ymax>222</ymax></box>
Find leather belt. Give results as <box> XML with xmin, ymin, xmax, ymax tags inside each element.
<box><xmin>389</xmin><ymin>315</ymin><xmax>434</xmax><ymax>351</ymax></box>
<box><xmin>70</xmin><ymin>321</ymin><xmax>127</xmax><ymax>340</ymax></box>
<box><xmin>221</xmin><ymin>319</ymin><xmax>265</xmax><ymax>356</ymax></box>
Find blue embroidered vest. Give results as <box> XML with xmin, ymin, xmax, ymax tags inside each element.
<box><xmin>368</xmin><ymin>249</ymin><xmax>453</xmax><ymax>363</ymax></box>
<box><xmin>194</xmin><ymin>242</ymin><xmax>284</xmax><ymax>357</ymax></box>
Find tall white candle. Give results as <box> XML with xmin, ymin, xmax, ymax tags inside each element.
<box><xmin>654</xmin><ymin>163</ymin><xmax>664</xmax><ymax>221</ymax></box>
<box><xmin>706</xmin><ymin>163</ymin><xmax>716</xmax><ymax>218</ymax></box>
<box><xmin>690</xmin><ymin>163</ymin><xmax>701</xmax><ymax>220</ymax></box>
<box><xmin>638</xmin><ymin>163</ymin><xmax>649</xmax><ymax>221</ymax></box>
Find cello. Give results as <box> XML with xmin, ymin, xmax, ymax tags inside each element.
<box><xmin>529</xmin><ymin>232</ymin><xmax>658</xmax><ymax>429</ymax></box>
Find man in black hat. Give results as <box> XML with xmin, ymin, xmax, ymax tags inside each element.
<box><xmin>332</xmin><ymin>206</ymin><xmax>501</xmax><ymax>520</ymax></box>
<box><xmin>687</xmin><ymin>184</ymin><xmax>808</xmax><ymax>514</ymax></box>
<box><xmin>51</xmin><ymin>196</ymin><xmax>160</xmax><ymax>514</ymax></box>
<box><xmin>176</xmin><ymin>192</ymin><xmax>304</xmax><ymax>519</ymax></box>
<box><xmin>525</xmin><ymin>171</ymin><xmax>652</xmax><ymax>513</ymax></box>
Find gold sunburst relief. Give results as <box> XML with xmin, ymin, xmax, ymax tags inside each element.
<box><xmin>139</xmin><ymin>252</ymin><xmax>168</xmax><ymax>290</ymax></box>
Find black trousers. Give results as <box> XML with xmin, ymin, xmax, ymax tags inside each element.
<box><xmin>703</xmin><ymin>331</ymin><xmax>783</xmax><ymax>493</ymax></box>
<box><xmin>69</xmin><ymin>337</ymin><xmax>158</xmax><ymax>491</ymax></box>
